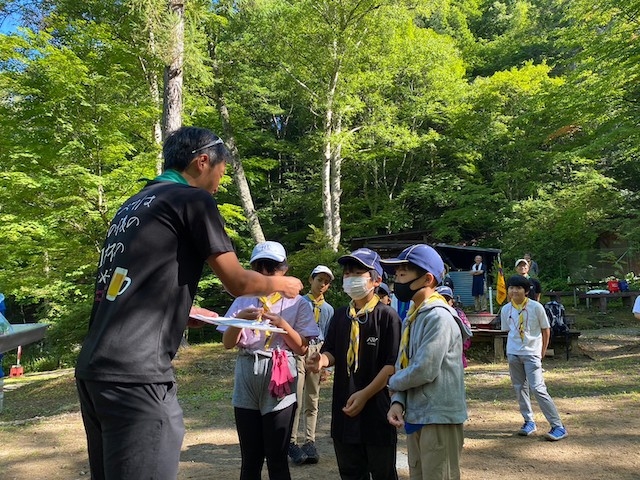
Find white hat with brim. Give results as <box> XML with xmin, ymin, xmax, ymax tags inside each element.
<box><xmin>250</xmin><ymin>241</ymin><xmax>287</xmax><ymax>263</ymax></box>
<box><xmin>311</xmin><ymin>265</ymin><xmax>334</xmax><ymax>280</ymax></box>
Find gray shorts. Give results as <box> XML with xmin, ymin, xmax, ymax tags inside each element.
<box><xmin>232</xmin><ymin>350</ymin><xmax>298</xmax><ymax>415</ymax></box>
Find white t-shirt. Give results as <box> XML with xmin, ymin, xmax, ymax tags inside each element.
<box><xmin>632</xmin><ymin>296</ymin><xmax>640</xmax><ymax>314</ymax></box>
<box><xmin>501</xmin><ymin>299</ymin><xmax>550</xmax><ymax>356</ymax></box>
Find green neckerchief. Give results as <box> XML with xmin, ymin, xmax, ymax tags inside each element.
<box><xmin>153</xmin><ymin>169</ymin><xmax>188</xmax><ymax>185</ymax></box>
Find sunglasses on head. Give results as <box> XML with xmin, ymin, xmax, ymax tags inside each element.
<box><xmin>191</xmin><ymin>138</ymin><xmax>224</xmax><ymax>154</ymax></box>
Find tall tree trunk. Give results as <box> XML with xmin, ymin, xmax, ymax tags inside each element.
<box><xmin>330</xmin><ymin>117</ymin><xmax>342</xmax><ymax>251</ymax></box>
<box><xmin>162</xmin><ymin>0</ymin><xmax>184</xmax><ymax>139</ymax></box>
<box><xmin>322</xmin><ymin>47</ymin><xmax>342</xmax><ymax>251</ymax></box>
<box><xmin>207</xmin><ymin>33</ymin><xmax>265</xmax><ymax>243</ymax></box>
<box><xmin>147</xmin><ymin>33</ymin><xmax>163</xmax><ymax>174</ymax></box>
<box><xmin>217</xmin><ymin>96</ymin><xmax>265</xmax><ymax>244</ymax></box>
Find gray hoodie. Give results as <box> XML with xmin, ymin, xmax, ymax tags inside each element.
<box><xmin>389</xmin><ymin>297</ymin><xmax>471</xmax><ymax>425</ymax></box>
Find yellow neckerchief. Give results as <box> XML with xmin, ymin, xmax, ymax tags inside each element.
<box><xmin>510</xmin><ymin>297</ymin><xmax>529</xmax><ymax>340</ymax></box>
<box><xmin>346</xmin><ymin>295</ymin><xmax>380</xmax><ymax>375</ymax></box>
<box><xmin>306</xmin><ymin>292</ymin><xmax>325</xmax><ymax>324</ymax></box>
<box><xmin>398</xmin><ymin>291</ymin><xmax>448</xmax><ymax>369</ymax></box>
<box><xmin>258</xmin><ymin>292</ymin><xmax>282</xmax><ymax>348</ymax></box>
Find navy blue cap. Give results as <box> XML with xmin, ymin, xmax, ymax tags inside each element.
<box><xmin>377</xmin><ymin>283</ymin><xmax>391</xmax><ymax>297</ymax></box>
<box><xmin>436</xmin><ymin>285</ymin><xmax>454</xmax><ymax>299</ymax></box>
<box><xmin>381</xmin><ymin>244</ymin><xmax>445</xmax><ymax>283</ymax></box>
<box><xmin>338</xmin><ymin>248</ymin><xmax>383</xmax><ymax>276</ymax></box>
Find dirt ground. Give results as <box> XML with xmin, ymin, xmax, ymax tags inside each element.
<box><xmin>1</xmin><ymin>327</ymin><xmax>640</xmax><ymax>480</ymax></box>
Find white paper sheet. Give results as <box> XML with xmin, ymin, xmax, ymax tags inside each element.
<box><xmin>189</xmin><ymin>314</ymin><xmax>287</xmax><ymax>333</ymax></box>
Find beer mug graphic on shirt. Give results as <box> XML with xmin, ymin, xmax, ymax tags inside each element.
<box><xmin>106</xmin><ymin>267</ymin><xmax>132</xmax><ymax>301</ymax></box>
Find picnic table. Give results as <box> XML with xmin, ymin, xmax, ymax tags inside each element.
<box><xmin>468</xmin><ymin>312</ymin><xmax>581</xmax><ymax>361</ymax></box>
<box><xmin>578</xmin><ymin>291</ymin><xmax>640</xmax><ymax>314</ymax></box>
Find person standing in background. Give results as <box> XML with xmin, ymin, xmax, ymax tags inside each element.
<box><xmin>524</xmin><ymin>253</ymin><xmax>539</xmax><ymax>277</ymax></box>
<box><xmin>470</xmin><ymin>255</ymin><xmax>487</xmax><ymax>312</ymax></box>
<box><xmin>436</xmin><ymin>286</ymin><xmax>472</xmax><ymax>368</ymax></box>
<box><xmin>500</xmin><ymin>275</ymin><xmax>567</xmax><ymax>441</ymax></box>
<box><xmin>376</xmin><ymin>282</ymin><xmax>393</xmax><ymax>306</ymax></box>
<box><xmin>632</xmin><ymin>294</ymin><xmax>640</xmax><ymax>320</ymax></box>
<box><xmin>289</xmin><ymin>265</ymin><xmax>335</xmax><ymax>466</ymax></box>
<box><xmin>515</xmin><ymin>258</ymin><xmax>542</xmax><ymax>301</ymax></box>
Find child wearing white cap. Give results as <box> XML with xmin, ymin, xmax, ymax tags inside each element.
<box><xmin>289</xmin><ymin>265</ymin><xmax>335</xmax><ymax>465</ymax></box>
<box><xmin>514</xmin><ymin>258</ymin><xmax>542</xmax><ymax>301</ymax></box>
<box><xmin>218</xmin><ymin>241</ymin><xmax>320</xmax><ymax>479</ymax></box>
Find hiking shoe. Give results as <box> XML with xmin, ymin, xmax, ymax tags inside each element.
<box><xmin>546</xmin><ymin>426</ymin><xmax>568</xmax><ymax>441</ymax></box>
<box><xmin>301</xmin><ymin>441</ymin><xmax>319</xmax><ymax>464</ymax></box>
<box><xmin>288</xmin><ymin>443</ymin><xmax>308</xmax><ymax>465</ymax></box>
<box><xmin>518</xmin><ymin>421</ymin><xmax>537</xmax><ymax>436</ymax></box>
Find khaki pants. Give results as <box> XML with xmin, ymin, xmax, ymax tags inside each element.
<box><xmin>291</xmin><ymin>343</ymin><xmax>322</xmax><ymax>444</ymax></box>
<box><xmin>407</xmin><ymin>424</ymin><xmax>463</xmax><ymax>480</ymax></box>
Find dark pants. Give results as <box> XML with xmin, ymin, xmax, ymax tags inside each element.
<box><xmin>333</xmin><ymin>438</ymin><xmax>398</xmax><ymax>480</ymax></box>
<box><xmin>76</xmin><ymin>379</ymin><xmax>185</xmax><ymax>480</ymax></box>
<box><xmin>234</xmin><ymin>404</ymin><xmax>296</xmax><ymax>480</ymax></box>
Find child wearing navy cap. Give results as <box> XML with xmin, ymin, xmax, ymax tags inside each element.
<box><xmin>306</xmin><ymin>248</ymin><xmax>401</xmax><ymax>480</ymax></box>
<box><xmin>382</xmin><ymin>244</ymin><xmax>471</xmax><ymax>480</ymax></box>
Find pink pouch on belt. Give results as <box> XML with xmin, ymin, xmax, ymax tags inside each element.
<box><xmin>268</xmin><ymin>349</ymin><xmax>294</xmax><ymax>398</ymax></box>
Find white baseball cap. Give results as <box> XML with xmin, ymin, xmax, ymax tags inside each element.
<box><xmin>250</xmin><ymin>241</ymin><xmax>287</xmax><ymax>263</ymax></box>
<box><xmin>515</xmin><ymin>258</ymin><xmax>529</xmax><ymax>267</ymax></box>
<box><xmin>311</xmin><ymin>265</ymin><xmax>334</xmax><ymax>280</ymax></box>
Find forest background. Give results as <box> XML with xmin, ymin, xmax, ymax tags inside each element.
<box><xmin>1</xmin><ymin>0</ymin><xmax>639</xmax><ymax>369</ymax></box>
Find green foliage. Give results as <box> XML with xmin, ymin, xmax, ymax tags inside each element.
<box><xmin>2</xmin><ymin>0</ymin><xmax>640</xmax><ymax>365</ymax></box>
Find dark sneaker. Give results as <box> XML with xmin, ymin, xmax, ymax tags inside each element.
<box><xmin>518</xmin><ymin>421</ymin><xmax>537</xmax><ymax>436</ymax></box>
<box><xmin>288</xmin><ymin>442</ymin><xmax>308</xmax><ymax>465</ymax></box>
<box><xmin>546</xmin><ymin>426</ymin><xmax>568</xmax><ymax>441</ymax></box>
<box><xmin>301</xmin><ymin>441</ymin><xmax>319</xmax><ymax>464</ymax></box>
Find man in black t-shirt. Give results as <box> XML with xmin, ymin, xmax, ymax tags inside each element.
<box><xmin>75</xmin><ymin>127</ymin><xmax>303</xmax><ymax>480</ymax></box>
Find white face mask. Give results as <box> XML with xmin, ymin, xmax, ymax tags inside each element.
<box><xmin>343</xmin><ymin>276</ymin><xmax>373</xmax><ymax>300</ymax></box>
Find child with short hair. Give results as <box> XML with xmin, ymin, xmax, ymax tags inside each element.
<box><xmin>306</xmin><ymin>248</ymin><xmax>401</xmax><ymax>480</ymax></box>
<box><xmin>501</xmin><ymin>274</ymin><xmax>567</xmax><ymax>441</ymax></box>
<box><xmin>383</xmin><ymin>244</ymin><xmax>471</xmax><ymax>480</ymax></box>
<box><xmin>289</xmin><ymin>265</ymin><xmax>335</xmax><ymax>465</ymax></box>
<box><xmin>376</xmin><ymin>283</ymin><xmax>392</xmax><ymax>306</ymax></box>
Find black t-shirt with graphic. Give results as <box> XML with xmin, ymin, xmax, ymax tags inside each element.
<box><xmin>321</xmin><ymin>302</ymin><xmax>401</xmax><ymax>446</ymax></box>
<box><xmin>76</xmin><ymin>180</ymin><xmax>234</xmax><ymax>384</ymax></box>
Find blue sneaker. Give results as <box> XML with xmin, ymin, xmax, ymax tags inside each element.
<box><xmin>518</xmin><ymin>421</ymin><xmax>537</xmax><ymax>436</ymax></box>
<box><xmin>546</xmin><ymin>426</ymin><xmax>568</xmax><ymax>441</ymax></box>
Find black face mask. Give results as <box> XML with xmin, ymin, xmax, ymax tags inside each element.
<box><xmin>393</xmin><ymin>276</ymin><xmax>425</xmax><ymax>303</ymax></box>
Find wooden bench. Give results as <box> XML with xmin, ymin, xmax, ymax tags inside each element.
<box><xmin>578</xmin><ymin>291</ymin><xmax>639</xmax><ymax>314</ymax></box>
<box><xmin>465</xmin><ymin>312</ymin><xmax>497</xmax><ymax>328</ymax></box>
<box><xmin>469</xmin><ymin>328</ymin><xmax>508</xmax><ymax>362</ymax></box>
<box><xmin>548</xmin><ymin>330</ymin><xmax>581</xmax><ymax>360</ymax></box>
